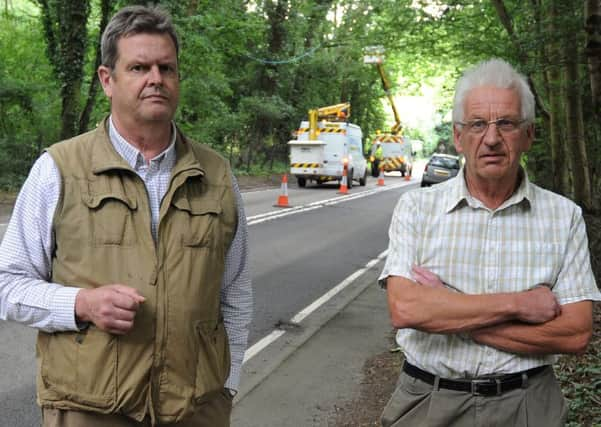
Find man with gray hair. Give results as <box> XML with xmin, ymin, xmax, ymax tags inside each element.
<box><xmin>0</xmin><ymin>5</ymin><xmax>252</xmax><ymax>426</ymax></box>
<box><xmin>379</xmin><ymin>58</ymin><xmax>600</xmax><ymax>426</ymax></box>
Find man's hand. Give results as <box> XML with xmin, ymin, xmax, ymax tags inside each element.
<box><xmin>75</xmin><ymin>284</ymin><xmax>146</xmax><ymax>335</ymax></box>
<box><xmin>411</xmin><ymin>265</ymin><xmax>446</xmax><ymax>289</ymax></box>
<box><xmin>514</xmin><ymin>285</ymin><xmax>561</xmax><ymax>324</ymax></box>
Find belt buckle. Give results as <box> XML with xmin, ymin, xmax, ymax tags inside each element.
<box><xmin>470</xmin><ymin>378</ymin><xmax>501</xmax><ymax>396</ymax></box>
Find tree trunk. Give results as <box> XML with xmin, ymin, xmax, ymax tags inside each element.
<box><xmin>259</xmin><ymin>0</ymin><xmax>288</xmax><ymax>96</ymax></box>
<box><xmin>585</xmin><ymin>0</ymin><xmax>601</xmax><ymax>119</ymax></box>
<box><xmin>79</xmin><ymin>0</ymin><xmax>113</xmax><ymax>133</ymax></box>
<box><xmin>37</xmin><ymin>0</ymin><xmax>91</xmax><ymax>139</ymax></box>
<box><xmin>545</xmin><ymin>0</ymin><xmax>569</xmax><ymax>194</ymax></box>
<box><xmin>59</xmin><ymin>2</ymin><xmax>89</xmax><ymax>139</ymax></box>
<box><xmin>563</xmin><ymin>39</ymin><xmax>593</xmax><ymax>210</ymax></box>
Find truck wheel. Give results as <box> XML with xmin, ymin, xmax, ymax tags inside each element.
<box><xmin>347</xmin><ymin>169</ymin><xmax>353</xmax><ymax>189</ymax></box>
<box><xmin>359</xmin><ymin>169</ymin><xmax>367</xmax><ymax>186</ymax></box>
<box><xmin>297</xmin><ymin>177</ymin><xmax>306</xmax><ymax>188</ymax></box>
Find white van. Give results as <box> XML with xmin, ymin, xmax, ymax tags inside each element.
<box><xmin>289</xmin><ymin>121</ymin><xmax>368</xmax><ymax>188</ymax></box>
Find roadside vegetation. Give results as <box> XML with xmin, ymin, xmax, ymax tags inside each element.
<box><xmin>556</xmin><ymin>213</ymin><xmax>601</xmax><ymax>427</ymax></box>
<box><xmin>2</xmin><ymin>1</ymin><xmax>601</xmax><ymax>211</ymax></box>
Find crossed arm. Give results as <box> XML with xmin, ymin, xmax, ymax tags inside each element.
<box><xmin>386</xmin><ymin>266</ymin><xmax>593</xmax><ymax>355</ymax></box>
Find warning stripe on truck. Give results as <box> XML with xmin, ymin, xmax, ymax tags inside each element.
<box><xmin>374</xmin><ymin>135</ymin><xmax>403</xmax><ymax>143</ymax></box>
<box><xmin>382</xmin><ymin>156</ymin><xmax>405</xmax><ymax>170</ymax></box>
<box><xmin>296</xmin><ymin>128</ymin><xmax>347</xmax><ymax>135</ymax></box>
<box><xmin>291</xmin><ymin>163</ymin><xmax>321</xmax><ymax>168</ymax></box>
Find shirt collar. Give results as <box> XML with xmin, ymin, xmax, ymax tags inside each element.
<box><xmin>108</xmin><ymin>116</ymin><xmax>177</xmax><ymax>171</ymax></box>
<box><xmin>445</xmin><ymin>166</ymin><xmax>533</xmax><ymax>213</ymax></box>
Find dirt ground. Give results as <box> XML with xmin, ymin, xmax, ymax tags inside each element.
<box><xmin>235</xmin><ymin>174</ymin><xmax>283</xmax><ymax>191</ymax></box>
<box><xmin>331</xmin><ymin>213</ymin><xmax>601</xmax><ymax>426</ymax></box>
<box><xmin>329</xmin><ymin>331</ymin><xmax>403</xmax><ymax>427</ymax></box>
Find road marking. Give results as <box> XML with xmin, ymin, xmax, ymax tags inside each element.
<box><xmin>242</xmin><ymin>330</ymin><xmax>286</xmax><ymax>363</ymax></box>
<box><xmin>243</xmin><ymin>249</ymin><xmax>388</xmax><ymax>364</ymax></box>
<box><xmin>247</xmin><ymin>182</ymin><xmax>410</xmax><ymax>226</ymax></box>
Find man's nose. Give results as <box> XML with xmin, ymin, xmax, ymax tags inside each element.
<box><xmin>148</xmin><ymin>65</ymin><xmax>163</xmax><ymax>85</ymax></box>
<box><xmin>482</xmin><ymin>121</ymin><xmax>501</xmax><ymax>145</ymax></box>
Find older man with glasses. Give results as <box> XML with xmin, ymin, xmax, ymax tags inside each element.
<box><xmin>378</xmin><ymin>58</ymin><xmax>600</xmax><ymax>427</ymax></box>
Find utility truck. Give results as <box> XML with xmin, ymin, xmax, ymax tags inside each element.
<box><xmin>370</xmin><ymin>132</ymin><xmax>413</xmax><ymax>177</ymax></box>
<box><xmin>288</xmin><ymin>103</ymin><xmax>367</xmax><ymax>188</ymax></box>
<box><xmin>364</xmin><ymin>46</ymin><xmax>413</xmax><ymax>177</ymax></box>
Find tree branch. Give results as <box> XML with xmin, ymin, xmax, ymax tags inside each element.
<box><xmin>490</xmin><ymin>0</ymin><xmax>550</xmax><ymax>119</ymax></box>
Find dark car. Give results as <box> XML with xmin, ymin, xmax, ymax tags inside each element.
<box><xmin>420</xmin><ymin>154</ymin><xmax>461</xmax><ymax>187</ymax></box>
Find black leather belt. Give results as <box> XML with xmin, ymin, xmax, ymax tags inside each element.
<box><xmin>403</xmin><ymin>362</ymin><xmax>549</xmax><ymax>396</ymax></box>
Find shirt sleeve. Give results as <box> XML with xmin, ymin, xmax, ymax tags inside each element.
<box><xmin>552</xmin><ymin>206</ymin><xmax>600</xmax><ymax>304</ymax></box>
<box><xmin>221</xmin><ymin>174</ymin><xmax>253</xmax><ymax>391</ymax></box>
<box><xmin>0</xmin><ymin>153</ymin><xmax>80</xmax><ymax>332</ymax></box>
<box><xmin>378</xmin><ymin>191</ymin><xmax>419</xmax><ymax>286</ymax></box>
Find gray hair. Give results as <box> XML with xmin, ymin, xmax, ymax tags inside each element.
<box><xmin>101</xmin><ymin>5</ymin><xmax>179</xmax><ymax>70</ymax></box>
<box><xmin>452</xmin><ymin>58</ymin><xmax>535</xmax><ymax>124</ymax></box>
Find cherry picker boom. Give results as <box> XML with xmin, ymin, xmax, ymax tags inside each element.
<box><xmin>364</xmin><ymin>46</ymin><xmax>413</xmax><ymax>177</ymax></box>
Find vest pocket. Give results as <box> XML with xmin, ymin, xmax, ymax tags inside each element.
<box><xmin>40</xmin><ymin>327</ymin><xmax>117</xmax><ymax>407</ymax></box>
<box><xmin>172</xmin><ymin>197</ymin><xmax>222</xmax><ymax>248</ymax></box>
<box><xmin>194</xmin><ymin>320</ymin><xmax>231</xmax><ymax>403</ymax></box>
<box><xmin>82</xmin><ymin>191</ymin><xmax>138</xmax><ymax>246</ymax></box>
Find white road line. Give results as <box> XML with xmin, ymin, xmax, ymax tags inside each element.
<box><xmin>243</xmin><ymin>330</ymin><xmax>286</xmax><ymax>363</ymax></box>
<box><xmin>242</xmin><ymin>249</ymin><xmax>389</xmax><ymax>364</ymax></box>
<box><xmin>247</xmin><ymin>182</ymin><xmax>408</xmax><ymax>226</ymax></box>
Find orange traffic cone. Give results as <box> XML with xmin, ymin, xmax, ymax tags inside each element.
<box><xmin>404</xmin><ymin>166</ymin><xmax>411</xmax><ymax>181</ymax></box>
<box><xmin>274</xmin><ymin>174</ymin><xmax>292</xmax><ymax>208</ymax></box>
<box><xmin>338</xmin><ymin>165</ymin><xmax>349</xmax><ymax>194</ymax></box>
<box><xmin>377</xmin><ymin>165</ymin><xmax>385</xmax><ymax>186</ymax></box>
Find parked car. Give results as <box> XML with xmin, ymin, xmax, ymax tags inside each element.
<box><xmin>421</xmin><ymin>154</ymin><xmax>461</xmax><ymax>187</ymax></box>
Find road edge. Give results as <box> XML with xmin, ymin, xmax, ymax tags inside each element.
<box><xmin>234</xmin><ymin>258</ymin><xmax>385</xmax><ymax>405</ymax></box>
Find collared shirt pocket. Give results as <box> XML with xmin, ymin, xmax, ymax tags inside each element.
<box><xmin>522</xmin><ymin>241</ymin><xmax>564</xmax><ymax>288</ymax></box>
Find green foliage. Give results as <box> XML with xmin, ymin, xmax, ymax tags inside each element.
<box><xmin>1</xmin><ymin>0</ymin><xmax>600</xmax><ymax>207</ymax></box>
<box><xmin>0</xmin><ymin>10</ymin><xmax>58</xmax><ymax>189</ymax></box>
<box><xmin>556</xmin><ymin>349</ymin><xmax>601</xmax><ymax>425</ymax></box>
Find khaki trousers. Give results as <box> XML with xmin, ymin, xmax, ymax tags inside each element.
<box><xmin>381</xmin><ymin>366</ymin><xmax>567</xmax><ymax>427</ymax></box>
<box><xmin>42</xmin><ymin>390</ymin><xmax>232</xmax><ymax>427</ymax></box>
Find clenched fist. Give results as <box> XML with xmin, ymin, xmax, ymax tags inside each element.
<box><xmin>515</xmin><ymin>285</ymin><xmax>561</xmax><ymax>324</ymax></box>
<box><xmin>75</xmin><ymin>284</ymin><xmax>146</xmax><ymax>335</ymax></box>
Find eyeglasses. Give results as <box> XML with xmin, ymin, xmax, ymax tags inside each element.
<box><xmin>456</xmin><ymin>118</ymin><xmax>527</xmax><ymax>135</ymax></box>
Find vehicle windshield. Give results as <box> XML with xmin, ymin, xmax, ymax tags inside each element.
<box><xmin>430</xmin><ymin>156</ymin><xmax>459</xmax><ymax>169</ymax></box>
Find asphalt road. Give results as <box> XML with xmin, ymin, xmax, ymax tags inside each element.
<box><xmin>0</xmin><ymin>173</ymin><xmax>419</xmax><ymax>426</ymax></box>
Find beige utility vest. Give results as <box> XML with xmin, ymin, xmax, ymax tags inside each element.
<box><xmin>36</xmin><ymin>119</ymin><xmax>237</xmax><ymax>424</ymax></box>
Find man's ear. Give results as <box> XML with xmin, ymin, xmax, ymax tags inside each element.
<box><xmin>97</xmin><ymin>65</ymin><xmax>113</xmax><ymax>98</ymax></box>
<box><xmin>453</xmin><ymin>124</ymin><xmax>464</xmax><ymax>154</ymax></box>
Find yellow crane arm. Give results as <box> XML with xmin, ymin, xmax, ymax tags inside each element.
<box><xmin>375</xmin><ymin>63</ymin><xmax>402</xmax><ymax>135</ymax></box>
<box><xmin>308</xmin><ymin>102</ymin><xmax>351</xmax><ymax>140</ymax></box>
